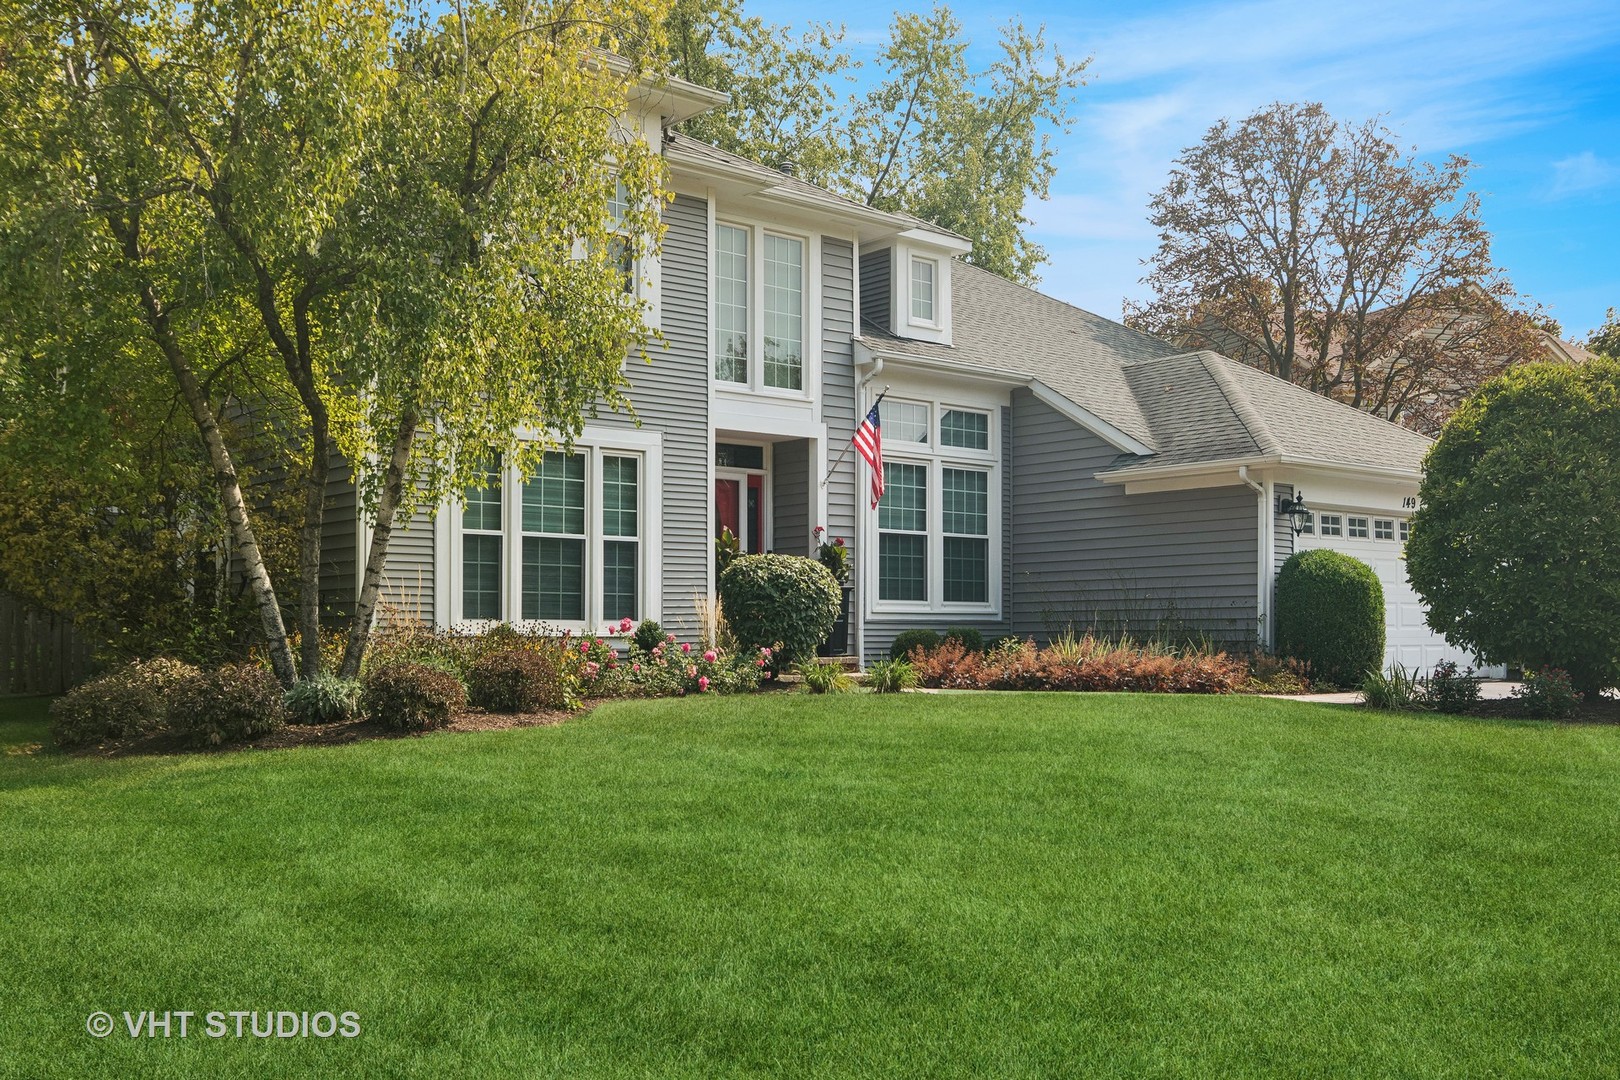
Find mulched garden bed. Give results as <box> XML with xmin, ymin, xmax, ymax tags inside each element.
<box><xmin>1457</xmin><ymin>694</ymin><xmax>1620</xmax><ymax>726</ymax></box>
<box><xmin>74</xmin><ymin>704</ymin><xmax>584</xmax><ymax>759</ymax></box>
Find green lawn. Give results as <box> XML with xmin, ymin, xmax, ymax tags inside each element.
<box><xmin>2</xmin><ymin>693</ymin><xmax>1618</xmax><ymax>1078</ymax></box>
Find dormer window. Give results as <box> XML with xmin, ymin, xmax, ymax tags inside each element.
<box><xmin>910</xmin><ymin>257</ymin><xmax>937</xmax><ymax>325</ymax></box>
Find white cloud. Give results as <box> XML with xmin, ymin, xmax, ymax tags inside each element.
<box><xmin>1549</xmin><ymin>151</ymin><xmax>1620</xmax><ymax>198</ymax></box>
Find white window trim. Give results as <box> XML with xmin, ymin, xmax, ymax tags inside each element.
<box><xmin>908</xmin><ymin>255</ymin><xmax>939</xmax><ymax>329</ymax></box>
<box><xmin>1318</xmin><ymin>513</ymin><xmax>1343</xmax><ymax>538</ymax></box>
<box><xmin>869</xmin><ymin>399</ymin><xmax>1001</xmax><ymax>617</ymax></box>
<box><xmin>710</xmin><ymin>214</ymin><xmax>821</xmax><ymax>404</ymax></box>
<box><xmin>435</xmin><ymin>427</ymin><xmax>663</xmax><ymax>633</ymax></box>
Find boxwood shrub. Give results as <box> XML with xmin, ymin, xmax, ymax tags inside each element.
<box><xmin>1276</xmin><ymin>549</ymin><xmax>1385</xmax><ymax>689</ymax></box>
<box><xmin>363</xmin><ymin>662</ymin><xmax>466</xmax><ymax>731</ymax></box>
<box><xmin>943</xmin><ymin>626</ymin><xmax>985</xmax><ymax>653</ymax></box>
<box><xmin>718</xmin><ymin>554</ymin><xmax>841</xmax><ymax>666</ymax></box>
<box><xmin>890</xmin><ymin>628</ymin><xmax>942</xmax><ymax>661</ymax></box>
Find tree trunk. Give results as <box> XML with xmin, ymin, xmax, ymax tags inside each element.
<box><xmin>298</xmin><ymin>413</ymin><xmax>330</xmax><ymax>678</ymax></box>
<box><xmin>138</xmin><ymin>283</ymin><xmax>298</xmax><ymax>687</ymax></box>
<box><xmin>339</xmin><ymin>409</ymin><xmax>420</xmax><ymax>679</ymax></box>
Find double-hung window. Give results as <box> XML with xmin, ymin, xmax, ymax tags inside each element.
<box><xmin>910</xmin><ymin>257</ymin><xmax>937</xmax><ymax>324</ymax></box>
<box><xmin>875</xmin><ymin>399</ymin><xmax>997</xmax><ymax>611</ymax></box>
<box><xmin>714</xmin><ymin>221</ymin><xmax>808</xmax><ymax>393</ymax></box>
<box><xmin>456</xmin><ymin>444</ymin><xmax>651</xmax><ymax>628</ymax></box>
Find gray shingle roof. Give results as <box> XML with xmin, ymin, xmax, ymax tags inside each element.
<box><xmin>665</xmin><ymin>134</ymin><xmax>968</xmax><ymax>243</ymax></box>
<box><xmin>856</xmin><ymin>261</ymin><xmax>1434</xmax><ymax>476</ymax></box>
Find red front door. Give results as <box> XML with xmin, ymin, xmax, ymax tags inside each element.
<box><xmin>715</xmin><ymin>474</ymin><xmax>764</xmax><ymax>554</ymax></box>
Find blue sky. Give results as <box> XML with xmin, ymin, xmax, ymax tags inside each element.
<box><xmin>742</xmin><ymin>0</ymin><xmax>1620</xmax><ymax>341</ymax></box>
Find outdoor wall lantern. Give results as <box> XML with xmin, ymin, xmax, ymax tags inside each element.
<box><xmin>1277</xmin><ymin>492</ymin><xmax>1310</xmax><ymax>535</ymax></box>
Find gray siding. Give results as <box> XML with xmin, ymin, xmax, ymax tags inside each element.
<box><xmin>1007</xmin><ymin>388</ymin><xmax>1259</xmax><ymax>647</ymax></box>
<box><xmin>773</xmin><ymin>440</ymin><xmax>809</xmax><ymax>556</ymax></box>
<box><xmin>380</xmin><ymin>503</ymin><xmax>435</xmax><ymax>624</ymax></box>
<box><xmin>823</xmin><ymin>237</ymin><xmax>859</xmax><ymax>562</ymax></box>
<box><xmin>1273</xmin><ymin>483</ymin><xmax>1295</xmax><ymax>576</ymax></box>
<box><xmin>319</xmin><ymin>454</ymin><xmax>359</xmax><ymax>625</ymax></box>
<box><xmin>858</xmin><ymin>246</ymin><xmax>891</xmax><ymax>332</ymax></box>
<box><xmin>635</xmin><ymin>192</ymin><xmax>712</xmax><ymax>634</ymax></box>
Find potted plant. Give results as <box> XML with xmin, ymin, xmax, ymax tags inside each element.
<box><xmin>814</xmin><ymin>526</ymin><xmax>853</xmax><ymax>656</ymax></box>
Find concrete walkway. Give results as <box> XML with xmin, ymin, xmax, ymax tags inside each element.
<box><xmin>1271</xmin><ymin>680</ymin><xmax>1523</xmax><ymax>704</ymax></box>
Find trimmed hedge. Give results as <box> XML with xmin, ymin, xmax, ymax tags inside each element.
<box><xmin>943</xmin><ymin>627</ymin><xmax>985</xmax><ymax>653</ymax></box>
<box><xmin>364</xmin><ymin>662</ymin><xmax>466</xmax><ymax>731</ymax></box>
<box><xmin>718</xmin><ymin>554</ymin><xmax>841</xmax><ymax>666</ymax></box>
<box><xmin>469</xmin><ymin>647</ymin><xmax>569</xmax><ymax>713</ymax></box>
<box><xmin>890</xmin><ymin>628</ymin><xmax>942</xmax><ymax>661</ymax></box>
<box><xmin>1275</xmin><ymin>549</ymin><xmax>1385</xmax><ymax>689</ymax></box>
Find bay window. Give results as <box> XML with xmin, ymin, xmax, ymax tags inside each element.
<box><xmin>714</xmin><ymin>220</ymin><xmax>809</xmax><ymax>393</ymax></box>
<box><xmin>874</xmin><ymin>399</ymin><xmax>999</xmax><ymax>612</ymax></box>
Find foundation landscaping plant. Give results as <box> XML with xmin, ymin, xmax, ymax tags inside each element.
<box><xmin>5</xmin><ymin>691</ymin><xmax>1620</xmax><ymax>1077</ymax></box>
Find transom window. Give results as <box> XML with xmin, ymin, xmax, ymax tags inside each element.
<box><xmin>1374</xmin><ymin>519</ymin><xmax>1395</xmax><ymax>541</ymax></box>
<box><xmin>940</xmin><ymin>409</ymin><xmax>989</xmax><ymax>450</ymax></box>
<box><xmin>910</xmin><ymin>257</ymin><xmax>936</xmax><ymax>323</ymax></box>
<box><xmin>1347</xmin><ymin>516</ymin><xmax>1370</xmax><ymax>539</ymax></box>
<box><xmin>457</xmin><ymin>446</ymin><xmax>646</xmax><ymax>627</ymax></box>
<box><xmin>714</xmin><ymin>222</ymin><xmax>807</xmax><ymax>393</ymax></box>
<box><xmin>874</xmin><ymin>398</ymin><xmax>998</xmax><ymax>611</ymax></box>
<box><xmin>1319</xmin><ymin>514</ymin><xmax>1343</xmax><ymax>537</ymax></box>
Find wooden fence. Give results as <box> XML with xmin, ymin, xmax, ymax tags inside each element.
<box><xmin>0</xmin><ymin>592</ymin><xmax>96</xmax><ymax>696</ymax></box>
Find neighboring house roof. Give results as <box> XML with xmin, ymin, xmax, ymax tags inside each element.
<box><xmin>1543</xmin><ymin>334</ymin><xmax>1597</xmax><ymax>364</ymax></box>
<box><xmin>857</xmin><ymin>261</ymin><xmax>1435</xmax><ymax>479</ymax></box>
<box><xmin>665</xmin><ymin>133</ymin><xmax>970</xmax><ymax>248</ymax></box>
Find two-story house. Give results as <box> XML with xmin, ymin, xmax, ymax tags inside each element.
<box><xmin>322</xmin><ymin>70</ymin><xmax>1485</xmax><ymax>673</ymax></box>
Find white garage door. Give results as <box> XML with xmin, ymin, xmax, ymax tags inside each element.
<box><xmin>1295</xmin><ymin>512</ymin><xmax>1497</xmax><ymax>675</ymax></box>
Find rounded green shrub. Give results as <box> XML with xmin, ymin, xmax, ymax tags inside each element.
<box><xmin>632</xmin><ymin>619</ymin><xmax>666</xmax><ymax>654</ymax></box>
<box><xmin>49</xmin><ymin>658</ymin><xmax>202</xmax><ymax>748</ymax></box>
<box><xmin>943</xmin><ymin>626</ymin><xmax>985</xmax><ymax>652</ymax></box>
<box><xmin>169</xmin><ymin>663</ymin><xmax>287</xmax><ymax>748</ymax></box>
<box><xmin>718</xmin><ymin>554</ymin><xmax>841</xmax><ymax>666</ymax></box>
<box><xmin>1275</xmin><ymin>549</ymin><xmax>1385</xmax><ymax>689</ymax></box>
<box><xmin>284</xmin><ymin>674</ymin><xmax>365</xmax><ymax>725</ymax></box>
<box><xmin>889</xmin><ymin>628</ymin><xmax>942</xmax><ymax>661</ymax></box>
<box><xmin>363</xmin><ymin>662</ymin><xmax>466</xmax><ymax>731</ymax></box>
<box><xmin>1406</xmin><ymin>358</ymin><xmax>1620</xmax><ymax>696</ymax></box>
<box><xmin>468</xmin><ymin>647</ymin><xmax>570</xmax><ymax>713</ymax></box>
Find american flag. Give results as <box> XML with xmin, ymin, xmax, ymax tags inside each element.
<box><xmin>853</xmin><ymin>403</ymin><xmax>884</xmax><ymax>509</ymax></box>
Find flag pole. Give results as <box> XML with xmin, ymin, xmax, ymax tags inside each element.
<box><xmin>820</xmin><ymin>386</ymin><xmax>888</xmax><ymax>488</ymax></box>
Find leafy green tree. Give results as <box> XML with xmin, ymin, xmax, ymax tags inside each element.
<box><xmin>1406</xmin><ymin>359</ymin><xmax>1620</xmax><ymax>695</ymax></box>
<box><xmin>1587</xmin><ymin>308</ymin><xmax>1620</xmax><ymax>358</ymax></box>
<box><xmin>661</xmin><ymin>3</ymin><xmax>1086</xmax><ymax>285</ymax></box>
<box><xmin>0</xmin><ymin>0</ymin><xmax>670</xmax><ymax>684</ymax></box>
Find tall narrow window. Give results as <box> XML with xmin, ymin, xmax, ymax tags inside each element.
<box><xmin>600</xmin><ymin>455</ymin><xmax>639</xmax><ymax>621</ymax></box>
<box><xmin>462</xmin><ymin>456</ymin><xmax>503</xmax><ymax>620</ymax></box>
<box><xmin>878</xmin><ymin>462</ymin><xmax>927</xmax><ymax>601</ymax></box>
<box><xmin>763</xmin><ymin>233</ymin><xmax>803</xmax><ymax>390</ymax></box>
<box><xmin>716</xmin><ymin>225</ymin><xmax>749</xmax><ymax>383</ymax></box>
<box><xmin>521</xmin><ymin>452</ymin><xmax>586</xmax><ymax>621</ymax></box>
<box><xmin>910</xmin><ymin>257</ymin><xmax>936</xmax><ymax>323</ymax></box>
<box><xmin>942</xmin><ymin>468</ymin><xmax>988</xmax><ymax>603</ymax></box>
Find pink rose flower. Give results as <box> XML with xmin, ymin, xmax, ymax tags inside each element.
<box><xmin>632</xmin><ymin>663</ymin><xmax>641</xmax><ymax>674</ymax></box>
<box><xmin>757</xmin><ymin>658</ymin><xmax>766</xmax><ymax>668</ymax></box>
<box><xmin>579</xmin><ymin>641</ymin><xmax>590</xmax><ymax>654</ymax></box>
<box><xmin>761</xmin><ymin>647</ymin><xmax>773</xmax><ymax>658</ymax></box>
<box><xmin>698</xmin><ymin>676</ymin><xmax>710</xmax><ymax>692</ymax></box>
<box><xmin>687</xmin><ymin>664</ymin><xmax>698</xmax><ymax>678</ymax></box>
<box><xmin>681</xmin><ymin>642</ymin><xmax>691</xmax><ymax>654</ymax></box>
<box><xmin>619</xmin><ymin>617</ymin><xmax>634</xmax><ymax>633</ymax></box>
<box><xmin>585</xmin><ymin>661</ymin><xmax>599</xmax><ymax>675</ymax></box>
<box><xmin>651</xmin><ymin>646</ymin><xmax>663</xmax><ymax>657</ymax></box>
<box><xmin>835</xmin><ymin>537</ymin><xmax>845</xmax><ymax>547</ymax></box>
<box><xmin>666</xmin><ymin>633</ymin><xmax>676</xmax><ymax>643</ymax></box>
<box><xmin>703</xmin><ymin>649</ymin><xmax>717</xmax><ymax>663</ymax></box>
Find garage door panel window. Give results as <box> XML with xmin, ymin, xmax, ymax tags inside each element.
<box><xmin>1374</xmin><ymin>519</ymin><xmax>1395</xmax><ymax>541</ymax></box>
<box><xmin>1347</xmin><ymin>517</ymin><xmax>1369</xmax><ymax>539</ymax></box>
<box><xmin>1319</xmin><ymin>514</ymin><xmax>1343</xmax><ymax>537</ymax></box>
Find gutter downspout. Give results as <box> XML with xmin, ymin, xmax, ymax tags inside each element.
<box><xmin>1238</xmin><ymin>466</ymin><xmax>1269</xmax><ymax>651</ymax></box>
